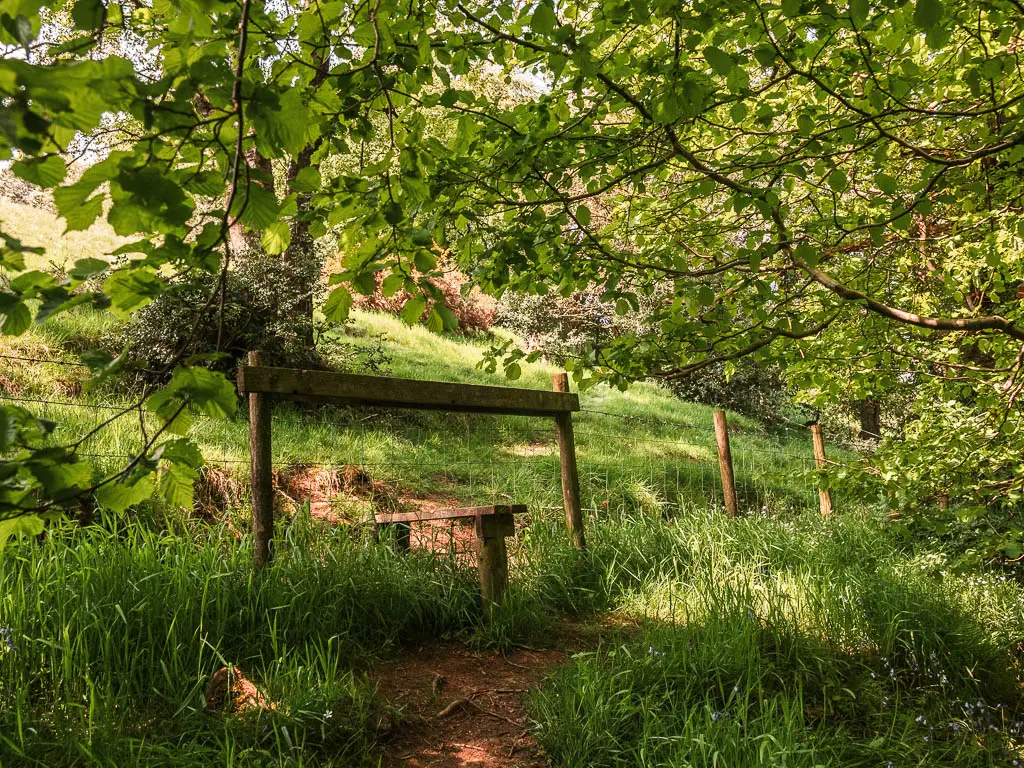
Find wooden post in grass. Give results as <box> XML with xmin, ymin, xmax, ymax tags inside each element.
<box><xmin>248</xmin><ymin>351</ymin><xmax>274</xmax><ymax>567</ymax></box>
<box><xmin>713</xmin><ymin>410</ymin><xmax>739</xmax><ymax>516</ymax></box>
<box><xmin>552</xmin><ymin>373</ymin><xmax>585</xmax><ymax>549</ymax></box>
<box><xmin>475</xmin><ymin>511</ymin><xmax>514</xmax><ymax>611</ymax></box>
<box><xmin>810</xmin><ymin>423</ymin><xmax>833</xmax><ymax>517</ymax></box>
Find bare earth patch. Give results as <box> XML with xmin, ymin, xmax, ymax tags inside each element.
<box><xmin>372</xmin><ymin>644</ymin><xmax>568</xmax><ymax>768</ymax></box>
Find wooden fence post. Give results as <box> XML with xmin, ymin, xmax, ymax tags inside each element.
<box><xmin>248</xmin><ymin>350</ymin><xmax>274</xmax><ymax>567</ymax></box>
<box><xmin>713</xmin><ymin>410</ymin><xmax>740</xmax><ymax>516</ymax></box>
<box><xmin>810</xmin><ymin>423</ymin><xmax>833</xmax><ymax>517</ymax></box>
<box><xmin>475</xmin><ymin>512</ymin><xmax>514</xmax><ymax>611</ymax></box>
<box><xmin>552</xmin><ymin>373</ymin><xmax>585</xmax><ymax>549</ymax></box>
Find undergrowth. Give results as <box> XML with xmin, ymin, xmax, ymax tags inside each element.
<box><xmin>0</xmin><ymin>209</ymin><xmax>1020</xmax><ymax>766</ymax></box>
<box><xmin>2</xmin><ymin>510</ymin><xmax>1022</xmax><ymax>766</ymax></box>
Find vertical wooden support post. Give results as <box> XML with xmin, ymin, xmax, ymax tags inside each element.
<box><xmin>475</xmin><ymin>513</ymin><xmax>512</xmax><ymax>611</ymax></box>
<box><xmin>248</xmin><ymin>351</ymin><xmax>274</xmax><ymax>567</ymax></box>
<box><xmin>810</xmin><ymin>423</ymin><xmax>833</xmax><ymax>517</ymax></box>
<box><xmin>552</xmin><ymin>373</ymin><xmax>585</xmax><ymax>549</ymax></box>
<box><xmin>378</xmin><ymin>521</ymin><xmax>411</xmax><ymax>551</ymax></box>
<box><xmin>713</xmin><ymin>410</ymin><xmax>739</xmax><ymax>516</ymax></box>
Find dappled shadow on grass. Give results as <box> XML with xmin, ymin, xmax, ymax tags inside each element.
<box><xmin>517</xmin><ymin>511</ymin><xmax>1024</xmax><ymax>768</ymax></box>
<box><xmin>527</xmin><ymin>598</ymin><xmax>1024</xmax><ymax>768</ymax></box>
<box><xmin>3</xmin><ymin>509</ymin><xmax>1022</xmax><ymax>767</ymax></box>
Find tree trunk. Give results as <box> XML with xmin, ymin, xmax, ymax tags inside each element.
<box><xmin>857</xmin><ymin>398</ymin><xmax>881</xmax><ymax>441</ymax></box>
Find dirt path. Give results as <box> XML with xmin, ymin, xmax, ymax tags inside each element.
<box><xmin>371</xmin><ymin>643</ymin><xmax>568</xmax><ymax>768</ymax></box>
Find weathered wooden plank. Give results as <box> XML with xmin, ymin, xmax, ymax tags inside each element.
<box><xmin>374</xmin><ymin>504</ymin><xmax>527</xmax><ymax>525</ymax></box>
<box><xmin>475</xmin><ymin>511</ymin><xmax>516</xmax><ymax>539</ymax></box>
<box><xmin>552</xmin><ymin>373</ymin><xmax>585</xmax><ymax>549</ymax></box>
<box><xmin>476</xmin><ymin>512</ymin><xmax>513</xmax><ymax>611</ymax></box>
<box><xmin>237</xmin><ymin>366</ymin><xmax>580</xmax><ymax>416</ymax></box>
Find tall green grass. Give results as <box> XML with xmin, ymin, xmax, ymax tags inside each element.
<box><xmin>0</xmin><ymin>518</ymin><xmax>488</xmax><ymax>766</ymax></box>
<box><xmin>525</xmin><ymin>510</ymin><xmax>1024</xmax><ymax>768</ymax></box>
<box><xmin>3</xmin><ymin>508</ymin><xmax>1022</xmax><ymax>767</ymax></box>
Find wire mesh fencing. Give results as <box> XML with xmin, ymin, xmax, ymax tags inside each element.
<box><xmin>0</xmin><ymin>357</ymin><xmax>837</xmax><ymax>525</ymax></box>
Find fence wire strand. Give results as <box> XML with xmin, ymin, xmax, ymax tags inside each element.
<box><xmin>0</xmin><ymin>372</ymin><xmax>858</xmax><ymax>517</ymax></box>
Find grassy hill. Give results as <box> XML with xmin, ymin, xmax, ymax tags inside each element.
<box><xmin>1</xmin><ymin>197</ymin><xmax>1023</xmax><ymax>767</ymax></box>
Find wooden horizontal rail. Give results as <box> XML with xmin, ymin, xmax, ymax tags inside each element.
<box><xmin>237</xmin><ymin>366</ymin><xmax>580</xmax><ymax>416</ymax></box>
<box><xmin>375</xmin><ymin>504</ymin><xmax>527</xmax><ymax>525</ymax></box>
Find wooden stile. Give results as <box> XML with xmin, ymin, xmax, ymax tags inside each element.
<box><xmin>713</xmin><ymin>410</ymin><xmax>739</xmax><ymax>516</ymax></box>
<box><xmin>375</xmin><ymin>504</ymin><xmax>526</xmax><ymax>525</ymax></box>
<box><xmin>810</xmin><ymin>423</ymin><xmax>834</xmax><ymax>516</ymax></box>
<box><xmin>248</xmin><ymin>351</ymin><xmax>274</xmax><ymax>567</ymax></box>
<box><xmin>552</xmin><ymin>373</ymin><xmax>585</xmax><ymax>549</ymax></box>
<box><xmin>237</xmin><ymin>358</ymin><xmax>588</xmax><ymax>588</ymax></box>
<box><xmin>374</xmin><ymin>505</ymin><xmax>523</xmax><ymax>610</ymax></box>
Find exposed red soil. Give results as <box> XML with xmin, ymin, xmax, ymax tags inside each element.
<box><xmin>193</xmin><ymin>464</ymin><xmax>526</xmax><ymax>565</ymax></box>
<box><xmin>204</xmin><ymin>665</ymin><xmax>274</xmax><ymax>714</ymax></box>
<box><xmin>372</xmin><ymin>643</ymin><xmax>568</xmax><ymax>768</ymax></box>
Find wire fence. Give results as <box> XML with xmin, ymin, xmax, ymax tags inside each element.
<box><xmin>0</xmin><ymin>352</ymin><xmax>855</xmax><ymax>525</ymax></box>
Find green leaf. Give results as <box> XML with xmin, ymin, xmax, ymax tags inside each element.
<box><xmin>156</xmin><ymin>439</ymin><xmax>203</xmax><ymax>509</ymax></box>
<box><xmin>576</xmin><ymin>204</ymin><xmax>592</xmax><ymax>226</ymax></box>
<box><xmin>826</xmin><ymin>168</ymin><xmax>848</xmax><ymax>192</ymax></box>
<box><xmin>505</xmin><ymin>362</ymin><xmax>522</xmax><ymax>380</ymax></box>
<box><xmin>702</xmin><ymin>46</ymin><xmax>733</xmax><ymax>76</ymax></box>
<box><xmin>913</xmin><ymin>0</ymin><xmax>942</xmax><ymax>29</ymax></box>
<box><xmin>0</xmin><ymin>514</ymin><xmax>44</xmax><ymax>552</ymax></box>
<box><xmin>3</xmin><ymin>14</ymin><xmax>34</xmax><ymax>52</ymax></box>
<box><xmin>781</xmin><ymin>0</ymin><xmax>802</xmax><ymax>16</ymax></box>
<box><xmin>730</xmin><ymin>102</ymin><xmax>748</xmax><ymax>122</ymax></box>
<box><xmin>753</xmin><ymin>45</ymin><xmax>776</xmax><ymax>67</ymax></box>
<box><xmin>384</xmin><ymin>202</ymin><xmax>404</xmax><ymax>225</ymax></box>
<box><xmin>874</xmin><ymin>173</ymin><xmax>898</xmax><ymax>194</ymax></box>
<box><xmin>261</xmin><ymin>221</ymin><xmax>292</xmax><ymax>255</ymax></box>
<box><xmin>435</xmin><ymin>303</ymin><xmax>459</xmax><ymax>331</ymax></box>
<box><xmin>236</xmin><ymin>184</ymin><xmax>279</xmax><ymax>229</ymax></box>
<box><xmin>797</xmin><ymin>112</ymin><xmax>814</xmax><ymax>137</ymax></box>
<box><xmin>249</xmin><ymin>87</ymin><xmax>309</xmax><ymax>158</ymax></box>
<box><xmin>72</xmin><ymin>0</ymin><xmax>105</xmax><ymax>30</ymax></box>
<box><xmin>323</xmin><ymin>285</ymin><xmax>353</xmax><ymax>321</ymax></box>
<box><xmin>425</xmin><ymin>306</ymin><xmax>444</xmax><ymax>333</ymax></box>
<box><xmin>56</xmin><ymin>193</ymin><xmax>104</xmax><ymax>232</ymax></box>
<box><xmin>0</xmin><ymin>300</ymin><xmax>31</xmax><ymax>335</ymax></box>
<box><xmin>381</xmin><ymin>273</ymin><xmax>405</xmax><ymax>298</ymax></box>
<box><xmin>531</xmin><ymin>1</ymin><xmax>557</xmax><ymax>35</ymax></box>
<box><xmin>291</xmin><ymin>166</ymin><xmax>321</xmax><ymax>193</ymax></box>
<box><xmin>414</xmin><ymin>248</ymin><xmax>437</xmax><ymax>272</ymax></box>
<box><xmin>849</xmin><ymin>0</ymin><xmax>869</xmax><ymax>22</ymax></box>
<box><xmin>399</xmin><ymin>296</ymin><xmax>427</xmax><ymax>325</ymax></box>
<box><xmin>31</xmin><ymin>459</ymin><xmax>92</xmax><ymax>499</ymax></box>
<box><xmin>146</xmin><ymin>367</ymin><xmax>235</xmax><ymax>436</ymax></box>
<box><xmin>95</xmin><ymin>474</ymin><xmax>155</xmax><ymax>513</ymax></box>
<box><xmin>69</xmin><ymin>257</ymin><xmax>109</xmax><ymax>280</ymax></box>
<box><xmin>12</xmin><ymin>156</ymin><xmax>67</xmax><ymax>188</ymax></box>
<box><xmin>104</xmin><ymin>267</ymin><xmax>163</xmax><ymax>317</ymax></box>
<box><xmin>794</xmin><ymin>243</ymin><xmax>820</xmax><ymax>267</ymax></box>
